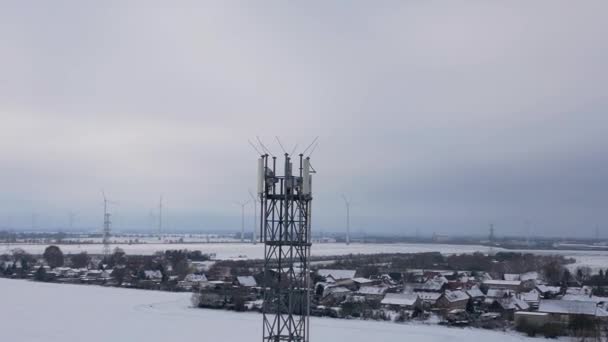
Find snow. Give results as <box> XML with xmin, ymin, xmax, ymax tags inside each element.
<box><xmin>539</xmin><ymin>299</ymin><xmax>599</xmax><ymax>315</ymax></box>
<box><xmin>483</xmin><ymin>280</ymin><xmax>521</xmax><ymax>287</ymax></box>
<box><xmin>237</xmin><ymin>276</ymin><xmax>257</xmax><ymax>287</ymax></box>
<box><xmin>5</xmin><ymin>241</ymin><xmax>608</xmax><ymax>273</ymax></box>
<box><xmin>443</xmin><ymin>290</ymin><xmax>469</xmax><ymax>303</ymax></box>
<box><xmin>381</xmin><ymin>292</ymin><xmax>419</xmax><ymax>306</ymax></box>
<box><xmin>357</xmin><ymin>285</ymin><xmax>389</xmax><ymax>295</ymax></box>
<box><xmin>0</xmin><ymin>278</ymin><xmax>544</xmax><ymax>342</ymax></box>
<box><xmin>317</xmin><ymin>269</ymin><xmax>357</xmax><ymax>280</ymax></box>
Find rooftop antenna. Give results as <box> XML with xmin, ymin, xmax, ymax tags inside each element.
<box><xmin>234</xmin><ymin>200</ymin><xmax>250</xmax><ymax>243</ymax></box>
<box><xmin>341</xmin><ymin>194</ymin><xmax>351</xmax><ymax>245</ymax></box>
<box><xmin>248</xmin><ymin>189</ymin><xmax>259</xmax><ymax>245</ymax></box>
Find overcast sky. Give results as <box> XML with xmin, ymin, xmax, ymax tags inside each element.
<box><xmin>1</xmin><ymin>1</ymin><xmax>607</xmax><ymax>237</ymax></box>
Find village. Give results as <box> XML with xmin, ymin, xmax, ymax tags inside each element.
<box><xmin>2</xmin><ymin>246</ymin><xmax>608</xmax><ymax>339</ymax></box>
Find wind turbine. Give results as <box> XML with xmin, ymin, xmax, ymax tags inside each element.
<box><xmin>248</xmin><ymin>189</ymin><xmax>260</xmax><ymax>244</ymax></box>
<box><xmin>235</xmin><ymin>200</ymin><xmax>251</xmax><ymax>243</ymax></box>
<box><xmin>341</xmin><ymin>194</ymin><xmax>351</xmax><ymax>245</ymax></box>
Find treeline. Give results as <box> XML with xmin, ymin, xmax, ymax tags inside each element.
<box><xmin>330</xmin><ymin>252</ymin><xmax>573</xmax><ymax>278</ymax></box>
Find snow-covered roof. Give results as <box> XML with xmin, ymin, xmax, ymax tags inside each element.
<box><xmin>500</xmin><ymin>297</ymin><xmax>529</xmax><ymax>311</ymax></box>
<box><xmin>381</xmin><ymin>293</ymin><xmax>419</xmax><ymax>306</ymax></box>
<box><xmin>352</xmin><ymin>277</ymin><xmax>374</xmax><ymax>284</ymax></box>
<box><xmin>561</xmin><ymin>294</ymin><xmax>607</xmax><ymax>304</ymax></box>
<box><xmin>536</xmin><ymin>285</ymin><xmax>561</xmax><ymax>294</ymax></box>
<box><xmin>539</xmin><ymin>300</ymin><xmax>599</xmax><ymax>316</ymax></box>
<box><xmin>519</xmin><ymin>291</ymin><xmax>540</xmax><ymax>303</ymax></box>
<box><xmin>417</xmin><ymin>292</ymin><xmax>442</xmax><ymax>301</ymax></box>
<box><xmin>184</xmin><ymin>274</ymin><xmax>208</xmax><ymax>283</ymax></box>
<box><xmin>466</xmin><ymin>287</ymin><xmax>485</xmax><ymax>298</ymax></box>
<box><xmin>144</xmin><ymin>270</ymin><xmax>163</xmax><ymax>279</ymax></box>
<box><xmin>565</xmin><ymin>286</ymin><xmax>592</xmax><ymax>296</ymax></box>
<box><xmin>357</xmin><ymin>286</ymin><xmax>388</xmax><ymax>296</ymax></box>
<box><xmin>486</xmin><ymin>289</ymin><xmax>514</xmax><ymax>298</ymax></box>
<box><xmin>442</xmin><ymin>290</ymin><xmax>469</xmax><ymax>303</ymax></box>
<box><xmin>417</xmin><ymin>276</ymin><xmax>447</xmax><ymax>291</ymax></box>
<box><xmin>504</xmin><ymin>274</ymin><xmax>520</xmax><ymax>281</ymax></box>
<box><xmin>520</xmin><ymin>272</ymin><xmax>539</xmax><ymax>282</ymax></box>
<box><xmin>324</xmin><ymin>286</ymin><xmax>351</xmax><ymax>296</ymax></box>
<box><xmin>317</xmin><ymin>269</ymin><xmax>356</xmax><ymax>280</ymax></box>
<box><xmin>483</xmin><ymin>280</ymin><xmax>521</xmax><ymax>287</ymax></box>
<box><xmin>237</xmin><ymin>276</ymin><xmax>257</xmax><ymax>287</ymax></box>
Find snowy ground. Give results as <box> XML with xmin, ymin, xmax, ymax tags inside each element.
<box><xmin>0</xmin><ymin>278</ymin><xmax>539</xmax><ymax>342</ymax></box>
<box><xmin>4</xmin><ymin>242</ymin><xmax>608</xmax><ymax>271</ymax></box>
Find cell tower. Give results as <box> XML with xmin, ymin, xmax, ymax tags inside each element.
<box><xmin>489</xmin><ymin>223</ymin><xmax>495</xmax><ymax>243</ymax></box>
<box><xmin>257</xmin><ymin>146</ymin><xmax>315</xmax><ymax>342</ymax></box>
<box><xmin>102</xmin><ymin>192</ymin><xmax>113</xmax><ymax>256</ymax></box>
<box><xmin>341</xmin><ymin>195</ymin><xmax>351</xmax><ymax>245</ymax></box>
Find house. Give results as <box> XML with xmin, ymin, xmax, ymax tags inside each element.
<box><xmin>466</xmin><ymin>287</ymin><xmax>485</xmax><ymax>300</ymax></box>
<box><xmin>515</xmin><ymin>311</ymin><xmax>550</xmax><ymax>330</ymax></box>
<box><xmin>178</xmin><ymin>273</ymin><xmax>208</xmax><ymax>290</ymax></box>
<box><xmin>236</xmin><ymin>276</ymin><xmax>257</xmax><ymax>287</ymax></box>
<box><xmin>317</xmin><ymin>269</ymin><xmax>356</xmax><ymax>282</ymax></box>
<box><xmin>482</xmin><ymin>279</ymin><xmax>522</xmax><ymax>292</ymax></box>
<box><xmin>144</xmin><ymin>270</ymin><xmax>163</xmax><ymax>281</ymax></box>
<box><xmin>466</xmin><ymin>287</ymin><xmax>485</xmax><ymax>306</ymax></box>
<box><xmin>321</xmin><ymin>286</ymin><xmax>351</xmax><ymax>303</ymax></box>
<box><xmin>538</xmin><ymin>300</ymin><xmax>608</xmax><ymax>325</ymax></box>
<box><xmin>518</xmin><ymin>290</ymin><xmax>541</xmax><ymax>310</ymax></box>
<box><xmin>504</xmin><ymin>274</ymin><xmax>520</xmax><ymax>281</ymax></box>
<box><xmin>536</xmin><ymin>285</ymin><xmax>561</xmax><ymax>298</ymax></box>
<box><xmin>489</xmin><ymin>297</ymin><xmax>530</xmax><ymax>320</ymax></box>
<box><xmin>436</xmin><ymin>290</ymin><xmax>470</xmax><ymax>311</ymax></box>
<box><xmin>81</xmin><ymin>270</ymin><xmax>111</xmax><ymax>284</ymax></box>
<box><xmin>356</xmin><ymin>285</ymin><xmax>389</xmax><ymax>301</ymax></box>
<box><xmin>352</xmin><ymin>277</ymin><xmax>376</xmax><ymax>287</ymax></box>
<box><xmin>414</xmin><ymin>276</ymin><xmax>448</xmax><ymax>292</ymax></box>
<box><xmin>380</xmin><ymin>292</ymin><xmax>421</xmax><ymax>311</ymax></box>
<box><xmin>417</xmin><ymin>292</ymin><xmax>442</xmax><ymax>307</ymax></box>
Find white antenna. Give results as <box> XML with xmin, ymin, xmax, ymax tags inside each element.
<box><xmin>248</xmin><ymin>189</ymin><xmax>260</xmax><ymax>244</ymax></box>
<box><xmin>235</xmin><ymin>200</ymin><xmax>251</xmax><ymax>243</ymax></box>
<box><xmin>341</xmin><ymin>194</ymin><xmax>351</xmax><ymax>245</ymax></box>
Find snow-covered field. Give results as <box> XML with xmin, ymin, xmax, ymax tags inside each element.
<box><xmin>5</xmin><ymin>242</ymin><xmax>608</xmax><ymax>271</ymax></box>
<box><xmin>5</xmin><ymin>241</ymin><xmax>498</xmax><ymax>258</ymax></box>
<box><xmin>0</xmin><ymin>278</ymin><xmax>538</xmax><ymax>342</ymax></box>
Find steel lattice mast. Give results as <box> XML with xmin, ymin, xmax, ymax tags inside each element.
<box><xmin>102</xmin><ymin>192</ymin><xmax>112</xmax><ymax>256</ymax></box>
<box><xmin>259</xmin><ymin>152</ymin><xmax>314</xmax><ymax>342</ymax></box>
